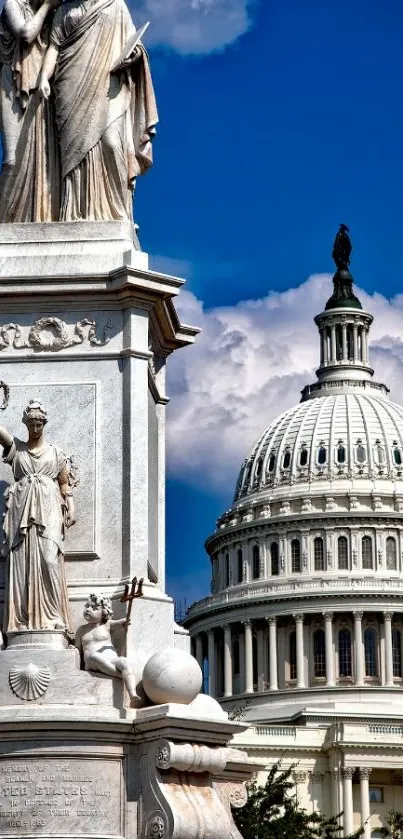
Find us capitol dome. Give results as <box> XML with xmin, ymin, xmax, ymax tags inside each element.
<box><xmin>185</xmin><ymin>228</ymin><xmax>403</xmax><ymax>837</ymax></box>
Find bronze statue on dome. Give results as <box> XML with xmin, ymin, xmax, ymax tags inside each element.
<box><xmin>326</xmin><ymin>224</ymin><xmax>362</xmax><ymax>311</ymax></box>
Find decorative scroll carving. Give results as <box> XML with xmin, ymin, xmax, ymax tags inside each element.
<box><xmin>9</xmin><ymin>663</ymin><xmax>50</xmax><ymax>700</ymax></box>
<box><xmin>0</xmin><ymin>318</ymin><xmax>111</xmax><ymax>352</ymax></box>
<box><xmin>225</xmin><ymin>782</ymin><xmax>248</xmax><ymax>809</ymax></box>
<box><xmin>156</xmin><ymin>740</ymin><xmax>233</xmax><ymax>774</ymax></box>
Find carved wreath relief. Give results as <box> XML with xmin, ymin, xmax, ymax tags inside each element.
<box><xmin>0</xmin><ymin>318</ymin><xmax>111</xmax><ymax>352</ymax></box>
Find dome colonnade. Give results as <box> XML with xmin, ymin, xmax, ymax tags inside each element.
<box><xmin>185</xmin><ymin>229</ymin><xmax>403</xmax><ymax>836</ymax></box>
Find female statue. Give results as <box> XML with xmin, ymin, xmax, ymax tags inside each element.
<box><xmin>38</xmin><ymin>0</ymin><xmax>158</xmax><ymax>221</ymax></box>
<box><xmin>0</xmin><ymin>400</ymin><xmax>75</xmax><ymax>634</ymax></box>
<box><xmin>0</xmin><ymin>0</ymin><xmax>60</xmax><ymax>221</ymax></box>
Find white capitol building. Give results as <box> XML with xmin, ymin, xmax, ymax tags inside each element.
<box><xmin>185</xmin><ymin>234</ymin><xmax>403</xmax><ymax>837</ymax></box>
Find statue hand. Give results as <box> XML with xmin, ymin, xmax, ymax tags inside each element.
<box><xmin>39</xmin><ymin>76</ymin><xmax>51</xmax><ymax>100</ymax></box>
<box><xmin>64</xmin><ymin>498</ymin><xmax>76</xmax><ymax>528</ymax></box>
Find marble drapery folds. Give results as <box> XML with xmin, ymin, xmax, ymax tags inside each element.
<box><xmin>0</xmin><ymin>0</ymin><xmax>60</xmax><ymax>222</ymax></box>
<box><xmin>49</xmin><ymin>0</ymin><xmax>158</xmax><ymax>221</ymax></box>
<box><xmin>2</xmin><ymin>438</ymin><xmax>71</xmax><ymax>633</ymax></box>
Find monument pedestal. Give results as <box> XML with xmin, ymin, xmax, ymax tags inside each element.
<box><xmin>0</xmin><ymin>222</ymin><xmax>258</xmax><ymax>839</ymax></box>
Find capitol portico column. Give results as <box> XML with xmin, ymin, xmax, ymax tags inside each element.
<box><xmin>268</xmin><ymin>617</ymin><xmax>278</xmax><ymax>691</ymax></box>
<box><xmin>342</xmin><ymin>767</ymin><xmax>354</xmax><ymax>836</ymax></box>
<box><xmin>223</xmin><ymin>624</ymin><xmax>233</xmax><ymax>698</ymax></box>
<box><xmin>354</xmin><ymin>611</ymin><xmax>364</xmax><ymax>686</ymax></box>
<box><xmin>244</xmin><ymin>619</ymin><xmax>254</xmax><ymax>694</ymax></box>
<box><xmin>207</xmin><ymin>629</ymin><xmax>216</xmax><ymax>697</ymax></box>
<box><xmin>362</xmin><ymin>328</ymin><xmax>369</xmax><ymax>365</ymax></box>
<box><xmin>359</xmin><ymin>767</ymin><xmax>372</xmax><ymax>839</ymax></box>
<box><xmin>383</xmin><ymin>611</ymin><xmax>394</xmax><ymax>687</ymax></box>
<box><xmin>294</xmin><ymin>614</ymin><xmax>305</xmax><ymax>689</ymax></box>
<box><xmin>323</xmin><ymin>612</ymin><xmax>335</xmax><ymax>687</ymax></box>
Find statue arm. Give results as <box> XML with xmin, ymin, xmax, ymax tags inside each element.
<box><xmin>38</xmin><ymin>43</ymin><xmax>59</xmax><ymax>99</ymax></box>
<box><xmin>0</xmin><ymin>427</ymin><xmax>13</xmax><ymax>452</ymax></box>
<box><xmin>3</xmin><ymin>0</ymin><xmax>60</xmax><ymax>44</ymax></box>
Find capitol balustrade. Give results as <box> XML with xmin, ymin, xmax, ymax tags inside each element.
<box><xmin>192</xmin><ymin>610</ymin><xmax>402</xmax><ymax>699</ymax></box>
<box><xmin>187</xmin><ymin>575</ymin><xmax>403</xmax><ymax>620</ymax></box>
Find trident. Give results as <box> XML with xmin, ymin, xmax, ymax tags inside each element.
<box><xmin>120</xmin><ymin>576</ymin><xmax>144</xmax><ymax>626</ymax></box>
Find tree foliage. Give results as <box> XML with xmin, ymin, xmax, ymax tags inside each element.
<box><xmin>233</xmin><ymin>762</ymin><xmax>363</xmax><ymax>839</ymax></box>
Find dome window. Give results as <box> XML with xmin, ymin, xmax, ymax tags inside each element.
<box><xmin>394</xmin><ymin>446</ymin><xmax>402</xmax><ymax>466</ymax></box>
<box><xmin>237</xmin><ymin>548</ymin><xmax>243</xmax><ymax>583</ymax></box>
<box><xmin>268</xmin><ymin>454</ymin><xmax>276</xmax><ymax>473</ymax></box>
<box><xmin>362</xmin><ymin>536</ymin><xmax>373</xmax><ymax>570</ymax></box>
<box><xmin>337</xmin><ymin>444</ymin><xmax>346</xmax><ymax>464</ymax></box>
<box><xmin>255</xmin><ymin>458</ymin><xmax>263</xmax><ymax>479</ymax></box>
<box><xmin>299</xmin><ymin>447</ymin><xmax>308</xmax><ymax>467</ymax></box>
<box><xmin>313</xmin><ymin>629</ymin><xmax>326</xmax><ymax>678</ymax></box>
<box><xmin>252</xmin><ymin>545</ymin><xmax>260</xmax><ymax>579</ymax></box>
<box><xmin>224</xmin><ymin>552</ymin><xmax>230</xmax><ymax>588</ymax></box>
<box><xmin>283</xmin><ymin>450</ymin><xmax>291</xmax><ymax>469</ymax></box>
<box><xmin>374</xmin><ymin>442</ymin><xmax>385</xmax><ymax>465</ymax></box>
<box><xmin>338</xmin><ymin>536</ymin><xmax>348</xmax><ymax>570</ymax></box>
<box><xmin>291</xmin><ymin>539</ymin><xmax>301</xmax><ymax>574</ymax></box>
<box><xmin>338</xmin><ymin>629</ymin><xmax>352</xmax><ymax>677</ymax></box>
<box><xmin>356</xmin><ymin>441</ymin><xmax>367</xmax><ymax>464</ymax></box>
<box><xmin>271</xmin><ymin>542</ymin><xmax>279</xmax><ymax>576</ymax></box>
<box><xmin>314</xmin><ymin>537</ymin><xmax>324</xmax><ymax>571</ymax></box>
<box><xmin>392</xmin><ymin>629</ymin><xmax>402</xmax><ymax>678</ymax></box>
<box><xmin>364</xmin><ymin>628</ymin><xmax>378</xmax><ymax>678</ymax></box>
<box><xmin>386</xmin><ymin>537</ymin><xmax>397</xmax><ymax>570</ymax></box>
<box><xmin>318</xmin><ymin>446</ymin><xmax>327</xmax><ymax>465</ymax></box>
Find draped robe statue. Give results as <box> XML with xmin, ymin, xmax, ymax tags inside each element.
<box><xmin>39</xmin><ymin>0</ymin><xmax>158</xmax><ymax>221</ymax></box>
<box><xmin>0</xmin><ymin>0</ymin><xmax>60</xmax><ymax>222</ymax></box>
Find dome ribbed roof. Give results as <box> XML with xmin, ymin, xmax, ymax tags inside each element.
<box><xmin>234</xmin><ymin>393</ymin><xmax>403</xmax><ymax>501</ymax></box>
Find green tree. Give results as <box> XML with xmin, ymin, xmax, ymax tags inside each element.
<box><xmin>380</xmin><ymin>810</ymin><xmax>403</xmax><ymax>839</ymax></box>
<box><xmin>233</xmin><ymin>762</ymin><xmax>363</xmax><ymax>839</ymax></box>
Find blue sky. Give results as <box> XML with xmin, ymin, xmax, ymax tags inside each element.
<box><xmin>135</xmin><ymin>0</ymin><xmax>403</xmax><ymax>608</ymax></box>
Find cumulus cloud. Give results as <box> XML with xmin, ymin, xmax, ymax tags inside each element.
<box><xmin>134</xmin><ymin>0</ymin><xmax>253</xmax><ymax>54</ymax></box>
<box><xmin>166</xmin><ymin>275</ymin><xmax>403</xmax><ymax>492</ymax></box>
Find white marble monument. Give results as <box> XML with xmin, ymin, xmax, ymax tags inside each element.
<box><xmin>0</xmin><ymin>2</ymin><xmax>260</xmax><ymax>836</ymax></box>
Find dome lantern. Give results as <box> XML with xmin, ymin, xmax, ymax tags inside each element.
<box><xmin>301</xmin><ymin>225</ymin><xmax>389</xmax><ymax>401</ymax></box>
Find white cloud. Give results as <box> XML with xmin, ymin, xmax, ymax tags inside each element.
<box><xmin>166</xmin><ymin>275</ymin><xmax>403</xmax><ymax>492</ymax></box>
<box><xmin>134</xmin><ymin>0</ymin><xmax>253</xmax><ymax>54</ymax></box>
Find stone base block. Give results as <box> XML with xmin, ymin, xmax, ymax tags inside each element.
<box><xmin>0</xmin><ymin>647</ymin><xmax>124</xmax><ymax>708</ymax></box>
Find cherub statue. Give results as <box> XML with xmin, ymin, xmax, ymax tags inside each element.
<box><xmin>75</xmin><ymin>593</ymin><xmax>141</xmax><ymax>707</ymax></box>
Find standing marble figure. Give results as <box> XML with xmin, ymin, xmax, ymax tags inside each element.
<box><xmin>0</xmin><ymin>0</ymin><xmax>60</xmax><ymax>222</ymax></box>
<box><xmin>38</xmin><ymin>0</ymin><xmax>158</xmax><ymax>221</ymax></box>
<box><xmin>0</xmin><ymin>400</ymin><xmax>75</xmax><ymax>634</ymax></box>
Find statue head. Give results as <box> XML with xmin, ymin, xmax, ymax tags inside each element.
<box><xmin>84</xmin><ymin>593</ymin><xmax>113</xmax><ymax>624</ymax></box>
<box><xmin>22</xmin><ymin>399</ymin><xmax>48</xmax><ymax>428</ymax></box>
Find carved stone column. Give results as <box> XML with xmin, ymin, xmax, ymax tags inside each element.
<box><xmin>195</xmin><ymin>634</ymin><xmax>204</xmax><ymax>671</ymax></box>
<box><xmin>294</xmin><ymin>614</ymin><xmax>305</xmax><ymax>689</ymax></box>
<box><xmin>353</xmin><ymin>611</ymin><xmax>364</xmax><ymax>686</ymax></box>
<box><xmin>342</xmin><ymin>322</ymin><xmax>347</xmax><ymax>360</ymax></box>
<box><xmin>353</xmin><ymin>323</ymin><xmax>358</xmax><ymax>361</ymax></box>
<box><xmin>323</xmin><ymin>611</ymin><xmax>334</xmax><ymax>687</ymax></box>
<box><xmin>383</xmin><ymin>611</ymin><xmax>394</xmax><ymax>687</ymax></box>
<box><xmin>359</xmin><ymin>767</ymin><xmax>372</xmax><ymax>839</ymax></box>
<box><xmin>256</xmin><ymin>628</ymin><xmax>265</xmax><ymax>691</ymax></box>
<box><xmin>207</xmin><ymin>629</ymin><xmax>216</xmax><ymax>697</ymax></box>
<box><xmin>268</xmin><ymin>617</ymin><xmax>278</xmax><ymax>691</ymax></box>
<box><xmin>223</xmin><ymin>624</ymin><xmax>233</xmax><ymax>698</ymax></box>
<box><xmin>342</xmin><ymin>767</ymin><xmax>354</xmax><ymax>835</ymax></box>
<box><xmin>330</xmin><ymin>325</ymin><xmax>337</xmax><ymax>363</ymax></box>
<box><xmin>244</xmin><ymin>619</ymin><xmax>254</xmax><ymax>694</ymax></box>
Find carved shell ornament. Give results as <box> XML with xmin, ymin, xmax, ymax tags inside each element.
<box><xmin>9</xmin><ymin>663</ymin><xmax>50</xmax><ymax>700</ymax></box>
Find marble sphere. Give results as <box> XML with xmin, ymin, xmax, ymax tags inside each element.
<box><xmin>142</xmin><ymin>648</ymin><xmax>202</xmax><ymax>705</ymax></box>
